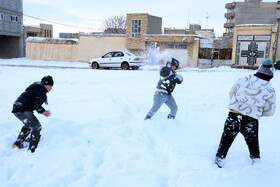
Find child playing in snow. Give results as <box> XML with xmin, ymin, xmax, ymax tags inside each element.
<box><xmin>215</xmin><ymin>59</ymin><xmax>276</xmax><ymax>168</ymax></box>
<box><xmin>12</xmin><ymin>75</ymin><xmax>54</xmax><ymax>153</ymax></box>
<box><xmin>145</xmin><ymin>58</ymin><xmax>183</xmax><ymax>120</ymax></box>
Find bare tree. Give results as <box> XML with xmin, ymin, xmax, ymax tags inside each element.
<box><xmin>103</xmin><ymin>15</ymin><xmax>126</xmax><ymax>34</ymax></box>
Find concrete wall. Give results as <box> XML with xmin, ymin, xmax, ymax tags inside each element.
<box><xmin>147</xmin><ymin>15</ymin><xmax>162</xmax><ymax>34</ymax></box>
<box><xmin>26</xmin><ymin>34</ymin><xmax>128</xmax><ymax>62</ymax></box>
<box><xmin>76</xmin><ymin>35</ymin><xmax>127</xmax><ymax>61</ymax></box>
<box><xmin>0</xmin><ymin>0</ymin><xmax>24</xmax><ymax>58</ymax></box>
<box><xmin>235</xmin><ymin>2</ymin><xmax>277</xmax><ymax>25</ymax></box>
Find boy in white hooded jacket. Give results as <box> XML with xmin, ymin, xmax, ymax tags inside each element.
<box><xmin>215</xmin><ymin>59</ymin><xmax>276</xmax><ymax>168</ymax></box>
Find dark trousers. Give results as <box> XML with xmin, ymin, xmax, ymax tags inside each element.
<box><xmin>216</xmin><ymin>112</ymin><xmax>260</xmax><ymax>159</ymax></box>
<box><xmin>14</xmin><ymin>111</ymin><xmax>42</xmax><ymax>151</ymax></box>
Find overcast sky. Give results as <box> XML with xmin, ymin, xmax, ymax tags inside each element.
<box><xmin>23</xmin><ymin>0</ymin><xmax>277</xmax><ymax>37</ymax></box>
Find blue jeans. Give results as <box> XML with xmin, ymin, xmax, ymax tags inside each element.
<box><xmin>146</xmin><ymin>91</ymin><xmax>178</xmax><ymax>118</ymax></box>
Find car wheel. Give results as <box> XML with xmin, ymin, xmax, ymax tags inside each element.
<box><xmin>131</xmin><ymin>66</ymin><xmax>139</xmax><ymax>70</ymax></box>
<box><xmin>121</xmin><ymin>62</ymin><xmax>129</xmax><ymax>70</ymax></box>
<box><xmin>91</xmin><ymin>62</ymin><xmax>99</xmax><ymax>69</ymax></box>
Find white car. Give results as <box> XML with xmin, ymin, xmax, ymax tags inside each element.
<box><xmin>89</xmin><ymin>51</ymin><xmax>145</xmax><ymax>70</ymax></box>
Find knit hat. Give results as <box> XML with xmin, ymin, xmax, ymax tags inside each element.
<box><xmin>166</xmin><ymin>58</ymin><xmax>179</xmax><ymax>69</ymax></box>
<box><xmin>255</xmin><ymin>59</ymin><xmax>275</xmax><ymax>80</ymax></box>
<box><xmin>41</xmin><ymin>75</ymin><xmax>54</xmax><ymax>86</ymax></box>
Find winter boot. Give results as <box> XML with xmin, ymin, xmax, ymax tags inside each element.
<box><xmin>167</xmin><ymin>114</ymin><xmax>175</xmax><ymax>119</ymax></box>
<box><xmin>251</xmin><ymin>158</ymin><xmax>261</xmax><ymax>165</ymax></box>
<box><xmin>144</xmin><ymin>116</ymin><xmax>151</xmax><ymax>120</ymax></box>
<box><xmin>215</xmin><ymin>157</ymin><xmax>224</xmax><ymax>168</ymax></box>
<box><xmin>13</xmin><ymin>126</ymin><xmax>31</xmax><ymax>149</ymax></box>
<box><xmin>12</xmin><ymin>144</ymin><xmax>25</xmax><ymax>149</ymax></box>
<box><xmin>28</xmin><ymin>133</ymin><xmax>41</xmax><ymax>153</ymax></box>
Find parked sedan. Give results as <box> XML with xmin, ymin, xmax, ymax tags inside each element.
<box><xmin>89</xmin><ymin>51</ymin><xmax>145</xmax><ymax>70</ymax></box>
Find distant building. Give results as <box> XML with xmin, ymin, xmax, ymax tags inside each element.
<box><xmin>224</xmin><ymin>0</ymin><xmax>277</xmax><ymax>37</ymax></box>
<box><xmin>0</xmin><ymin>0</ymin><xmax>24</xmax><ymax>58</ymax></box>
<box><xmin>164</xmin><ymin>24</ymin><xmax>215</xmax><ymax>38</ymax></box>
<box><xmin>59</xmin><ymin>33</ymin><xmax>79</xmax><ymax>39</ymax></box>
<box><xmin>24</xmin><ymin>23</ymin><xmax>53</xmax><ymax>38</ymax></box>
<box><xmin>23</xmin><ymin>23</ymin><xmax>53</xmax><ymax>56</ymax></box>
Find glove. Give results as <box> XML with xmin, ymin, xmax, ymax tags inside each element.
<box><xmin>160</xmin><ymin>67</ymin><xmax>171</xmax><ymax>77</ymax></box>
<box><xmin>176</xmin><ymin>74</ymin><xmax>183</xmax><ymax>82</ymax></box>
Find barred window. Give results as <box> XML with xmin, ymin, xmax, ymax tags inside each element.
<box><xmin>166</xmin><ymin>43</ymin><xmax>188</xmax><ymax>49</ymax></box>
<box><xmin>11</xmin><ymin>15</ymin><xmax>18</xmax><ymax>22</ymax></box>
<box><xmin>131</xmin><ymin>19</ymin><xmax>141</xmax><ymax>38</ymax></box>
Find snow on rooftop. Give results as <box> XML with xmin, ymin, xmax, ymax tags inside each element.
<box><xmin>26</xmin><ymin>37</ymin><xmax>78</xmax><ymax>43</ymax></box>
<box><xmin>235</xmin><ymin>24</ymin><xmax>275</xmax><ymax>27</ymax></box>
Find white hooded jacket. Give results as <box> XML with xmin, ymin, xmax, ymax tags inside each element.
<box><xmin>228</xmin><ymin>75</ymin><xmax>276</xmax><ymax>120</ymax></box>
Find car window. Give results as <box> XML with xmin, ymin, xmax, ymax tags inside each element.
<box><xmin>114</xmin><ymin>52</ymin><xmax>124</xmax><ymax>57</ymax></box>
<box><xmin>103</xmin><ymin>52</ymin><xmax>113</xmax><ymax>58</ymax></box>
<box><xmin>124</xmin><ymin>51</ymin><xmax>134</xmax><ymax>56</ymax></box>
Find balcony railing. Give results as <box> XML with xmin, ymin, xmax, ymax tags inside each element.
<box><xmin>225</xmin><ymin>12</ymin><xmax>235</xmax><ymax>18</ymax></box>
<box><xmin>223</xmin><ymin>32</ymin><xmax>233</xmax><ymax>37</ymax></box>
<box><xmin>224</xmin><ymin>22</ymin><xmax>234</xmax><ymax>28</ymax></box>
<box><xmin>225</xmin><ymin>2</ymin><xmax>236</xmax><ymax>9</ymax></box>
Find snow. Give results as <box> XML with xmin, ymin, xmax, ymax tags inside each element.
<box><xmin>0</xmin><ymin>58</ymin><xmax>280</xmax><ymax>186</ymax></box>
<box><xmin>26</xmin><ymin>37</ymin><xmax>79</xmax><ymax>43</ymax></box>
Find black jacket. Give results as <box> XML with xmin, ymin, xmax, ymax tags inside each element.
<box><xmin>12</xmin><ymin>82</ymin><xmax>47</xmax><ymax>114</ymax></box>
<box><xmin>156</xmin><ymin>66</ymin><xmax>183</xmax><ymax>95</ymax></box>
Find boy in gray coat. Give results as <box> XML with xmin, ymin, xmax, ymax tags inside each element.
<box><xmin>145</xmin><ymin>58</ymin><xmax>183</xmax><ymax>120</ymax></box>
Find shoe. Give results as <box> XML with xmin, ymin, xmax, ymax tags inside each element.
<box><xmin>215</xmin><ymin>157</ymin><xmax>224</xmax><ymax>168</ymax></box>
<box><xmin>144</xmin><ymin>116</ymin><xmax>151</xmax><ymax>120</ymax></box>
<box><xmin>251</xmin><ymin>158</ymin><xmax>261</xmax><ymax>165</ymax></box>
<box><xmin>167</xmin><ymin>114</ymin><xmax>175</xmax><ymax>119</ymax></box>
<box><xmin>12</xmin><ymin>143</ymin><xmax>25</xmax><ymax>149</ymax></box>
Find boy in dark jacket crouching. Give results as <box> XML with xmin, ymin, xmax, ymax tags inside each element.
<box><xmin>12</xmin><ymin>75</ymin><xmax>54</xmax><ymax>153</ymax></box>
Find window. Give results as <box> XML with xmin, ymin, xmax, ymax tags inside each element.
<box><xmin>166</xmin><ymin>43</ymin><xmax>188</xmax><ymax>49</ymax></box>
<box><xmin>114</xmin><ymin>52</ymin><xmax>124</xmax><ymax>57</ymax></box>
<box><xmin>27</xmin><ymin>32</ymin><xmax>37</xmax><ymax>37</ymax></box>
<box><xmin>11</xmin><ymin>15</ymin><xmax>18</xmax><ymax>22</ymax></box>
<box><xmin>0</xmin><ymin>13</ymin><xmax>3</xmax><ymax>20</ymax></box>
<box><xmin>131</xmin><ymin>19</ymin><xmax>141</xmax><ymax>38</ymax></box>
<box><xmin>103</xmin><ymin>52</ymin><xmax>114</xmax><ymax>58</ymax></box>
<box><xmin>124</xmin><ymin>51</ymin><xmax>134</xmax><ymax>56</ymax></box>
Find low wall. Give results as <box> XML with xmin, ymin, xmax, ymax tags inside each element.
<box><xmin>26</xmin><ymin>35</ymin><xmax>127</xmax><ymax>62</ymax></box>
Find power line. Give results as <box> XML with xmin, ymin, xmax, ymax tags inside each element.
<box><xmin>0</xmin><ymin>6</ymin><xmax>101</xmax><ymax>30</ymax></box>
<box><xmin>23</xmin><ymin>13</ymin><xmax>101</xmax><ymax>30</ymax></box>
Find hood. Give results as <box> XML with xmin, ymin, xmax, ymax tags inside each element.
<box><xmin>244</xmin><ymin>75</ymin><xmax>272</xmax><ymax>91</ymax></box>
<box><xmin>26</xmin><ymin>82</ymin><xmax>47</xmax><ymax>93</ymax></box>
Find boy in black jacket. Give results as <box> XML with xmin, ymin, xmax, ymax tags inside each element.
<box><xmin>12</xmin><ymin>75</ymin><xmax>54</xmax><ymax>153</ymax></box>
<box><xmin>145</xmin><ymin>58</ymin><xmax>183</xmax><ymax>120</ymax></box>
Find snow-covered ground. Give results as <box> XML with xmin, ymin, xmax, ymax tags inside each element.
<box><xmin>0</xmin><ymin>58</ymin><xmax>279</xmax><ymax>187</ymax></box>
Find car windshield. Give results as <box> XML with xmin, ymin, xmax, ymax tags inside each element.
<box><xmin>124</xmin><ymin>51</ymin><xmax>134</xmax><ymax>56</ymax></box>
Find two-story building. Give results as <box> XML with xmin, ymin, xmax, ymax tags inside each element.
<box><xmin>0</xmin><ymin>0</ymin><xmax>24</xmax><ymax>58</ymax></box>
